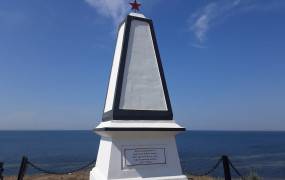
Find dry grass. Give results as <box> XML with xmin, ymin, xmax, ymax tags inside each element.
<box><xmin>4</xmin><ymin>173</ymin><xmax>250</xmax><ymax>180</ymax></box>
<box><xmin>4</xmin><ymin>173</ymin><xmax>219</xmax><ymax>180</ymax></box>
<box><xmin>188</xmin><ymin>176</ymin><xmax>219</xmax><ymax>180</ymax></box>
<box><xmin>4</xmin><ymin>171</ymin><xmax>89</xmax><ymax>180</ymax></box>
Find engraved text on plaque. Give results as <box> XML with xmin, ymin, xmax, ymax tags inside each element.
<box><xmin>124</xmin><ymin>148</ymin><xmax>166</xmax><ymax>166</ymax></box>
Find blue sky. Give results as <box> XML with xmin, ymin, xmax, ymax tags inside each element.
<box><xmin>0</xmin><ymin>0</ymin><xmax>285</xmax><ymax>130</ymax></box>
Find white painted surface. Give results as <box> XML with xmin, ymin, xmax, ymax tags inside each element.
<box><xmin>95</xmin><ymin>120</ymin><xmax>184</xmax><ymax>129</ymax></box>
<box><xmin>91</xmin><ymin>136</ymin><xmax>112</xmax><ymax>178</ymax></box>
<box><xmin>90</xmin><ymin>131</ymin><xmax>187</xmax><ymax>180</ymax></box>
<box><xmin>119</xmin><ymin>20</ymin><xmax>167</xmax><ymax>111</ymax></box>
<box><xmin>91</xmin><ymin>13</ymin><xmax>187</xmax><ymax>180</ymax></box>
<box><xmin>104</xmin><ymin>23</ymin><xmax>126</xmax><ymax>112</ymax></box>
<box><xmin>129</xmin><ymin>12</ymin><xmax>146</xmax><ymax>18</ymax></box>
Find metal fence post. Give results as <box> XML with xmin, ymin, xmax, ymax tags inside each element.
<box><xmin>0</xmin><ymin>162</ymin><xmax>3</xmax><ymax>180</ymax></box>
<box><xmin>222</xmin><ymin>155</ymin><xmax>232</xmax><ymax>180</ymax></box>
<box><xmin>17</xmin><ymin>156</ymin><xmax>28</xmax><ymax>180</ymax></box>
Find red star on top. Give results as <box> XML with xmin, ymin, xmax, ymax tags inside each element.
<box><xmin>129</xmin><ymin>0</ymin><xmax>141</xmax><ymax>12</ymax></box>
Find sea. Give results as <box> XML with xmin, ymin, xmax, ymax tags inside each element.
<box><xmin>0</xmin><ymin>131</ymin><xmax>284</xmax><ymax>179</ymax></box>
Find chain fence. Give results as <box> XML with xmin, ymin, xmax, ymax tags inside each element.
<box><xmin>27</xmin><ymin>158</ymin><xmax>96</xmax><ymax>175</ymax></box>
<box><xmin>184</xmin><ymin>155</ymin><xmax>247</xmax><ymax>180</ymax></box>
<box><xmin>228</xmin><ymin>160</ymin><xmax>246</xmax><ymax>180</ymax></box>
<box><xmin>0</xmin><ymin>162</ymin><xmax>3</xmax><ymax>180</ymax></box>
<box><xmin>17</xmin><ymin>156</ymin><xmax>97</xmax><ymax>180</ymax></box>
<box><xmin>2</xmin><ymin>155</ymin><xmax>247</xmax><ymax>180</ymax></box>
<box><xmin>185</xmin><ymin>157</ymin><xmax>223</xmax><ymax>177</ymax></box>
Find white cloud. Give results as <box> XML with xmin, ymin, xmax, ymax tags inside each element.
<box><xmin>85</xmin><ymin>0</ymin><xmax>129</xmax><ymax>25</ymax></box>
<box><xmin>189</xmin><ymin>0</ymin><xmax>242</xmax><ymax>43</ymax></box>
<box><xmin>189</xmin><ymin>0</ymin><xmax>285</xmax><ymax>43</ymax></box>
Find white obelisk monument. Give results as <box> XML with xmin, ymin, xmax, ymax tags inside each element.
<box><xmin>90</xmin><ymin>1</ymin><xmax>187</xmax><ymax>179</ymax></box>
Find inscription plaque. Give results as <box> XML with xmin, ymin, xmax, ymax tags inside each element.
<box><xmin>124</xmin><ymin>148</ymin><xmax>166</xmax><ymax>166</ymax></box>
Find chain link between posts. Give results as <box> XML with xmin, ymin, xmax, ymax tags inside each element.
<box><xmin>185</xmin><ymin>157</ymin><xmax>223</xmax><ymax>177</ymax></box>
<box><xmin>27</xmin><ymin>158</ymin><xmax>97</xmax><ymax>175</ymax></box>
<box><xmin>18</xmin><ymin>155</ymin><xmax>246</xmax><ymax>180</ymax></box>
<box><xmin>228</xmin><ymin>160</ymin><xmax>246</xmax><ymax>180</ymax></box>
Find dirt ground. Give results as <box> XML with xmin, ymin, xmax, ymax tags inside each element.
<box><xmin>4</xmin><ymin>171</ymin><xmax>89</xmax><ymax>180</ymax></box>
<box><xmin>4</xmin><ymin>172</ymin><xmax>222</xmax><ymax>180</ymax></box>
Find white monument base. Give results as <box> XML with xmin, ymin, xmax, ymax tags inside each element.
<box><xmin>90</xmin><ymin>121</ymin><xmax>187</xmax><ymax>180</ymax></box>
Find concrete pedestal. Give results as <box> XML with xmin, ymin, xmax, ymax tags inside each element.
<box><xmin>89</xmin><ymin>121</ymin><xmax>187</xmax><ymax>180</ymax></box>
